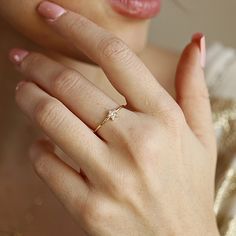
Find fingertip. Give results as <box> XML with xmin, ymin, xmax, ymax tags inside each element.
<box><xmin>28</xmin><ymin>138</ymin><xmax>55</xmax><ymax>162</ymax></box>
<box><xmin>37</xmin><ymin>1</ymin><xmax>67</xmax><ymax>21</ymax></box>
<box><xmin>191</xmin><ymin>32</ymin><xmax>206</xmax><ymax>68</ymax></box>
<box><xmin>175</xmin><ymin>33</ymin><xmax>208</xmax><ymax>105</ymax></box>
<box><xmin>8</xmin><ymin>48</ymin><xmax>29</xmax><ymax>65</ymax></box>
<box><xmin>177</xmin><ymin>35</ymin><xmax>205</xmax><ymax>79</ymax></box>
<box><xmin>191</xmin><ymin>32</ymin><xmax>204</xmax><ymax>42</ymax></box>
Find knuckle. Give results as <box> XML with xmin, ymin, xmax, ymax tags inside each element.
<box><xmin>82</xmin><ymin>199</ymin><xmax>108</xmax><ymax>227</ymax></box>
<box><xmin>160</xmin><ymin>105</ymin><xmax>185</xmax><ymax>130</ymax></box>
<box><xmin>66</xmin><ymin>15</ymin><xmax>89</xmax><ymax>33</ymax></box>
<box><xmin>126</xmin><ymin>123</ymin><xmax>159</xmax><ymax>160</ymax></box>
<box><xmin>52</xmin><ymin>69</ymin><xmax>81</xmax><ymax>96</ymax></box>
<box><xmin>107</xmin><ymin>173</ymin><xmax>139</xmax><ymax>204</ymax></box>
<box><xmin>98</xmin><ymin>36</ymin><xmax>130</xmax><ymax>61</ymax></box>
<box><xmin>34</xmin><ymin>98</ymin><xmax>64</xmax><ymax>129</ymax></box>
<box><xmin>135</xmin><ymin>133</ymin><xmax>158</xmax><ymax>157</ymax></box>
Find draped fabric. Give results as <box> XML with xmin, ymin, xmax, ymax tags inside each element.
<box><xmin>206</xmin><ymin>43</ymin><xmax>236</xmax><ymax>236</ymax></box>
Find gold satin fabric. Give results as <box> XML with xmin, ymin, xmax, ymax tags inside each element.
<box><xmin>211</xmin><ymin>97</ymin><xmax>236</xmax><ymax>235</ymax></box>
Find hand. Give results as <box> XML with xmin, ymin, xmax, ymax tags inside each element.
<box><xmin>9</xmin><ymin>1</ymin><xmax>219</xmax><ymax>235</ymax></box>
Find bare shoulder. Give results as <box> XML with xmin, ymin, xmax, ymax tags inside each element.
<box><xmin>139</xmin><ymin>43</ymin><xmax>181</xmax><ymax>97</ymax></box>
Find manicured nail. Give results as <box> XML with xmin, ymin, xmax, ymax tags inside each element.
<box><xmin>16</xmin><ymin>80</ymin><xmax>27</xmax><ymax>91</ymax></box>
<box><xmin>37</xmin><ymin>1</ymin><xmax>67</xmax><ymax>21</ymax></box>
<box><xmin>9</xmin><ymin>48</ymin><xmax>29</xmax><ymax>65</ymax></box>
<box><xmin>191</xmin><ymin>32</ymin><xmax>206</xmax><ymax>68</ymax></box>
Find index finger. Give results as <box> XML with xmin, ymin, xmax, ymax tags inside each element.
<box><xmin>37</xmin><ymin>1</ymin><xmax>175</xmax><ymax>115</ymax></box>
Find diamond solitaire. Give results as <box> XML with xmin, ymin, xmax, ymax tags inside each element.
<box><xmin>107</xmin><ymin>109</ymin><xmax>119</xmax><ymax>121</ymax></box>
<box><xmin>93</xmin><ymin>105</ymin><xmax>125</xmax><ymax>133</ymax></box>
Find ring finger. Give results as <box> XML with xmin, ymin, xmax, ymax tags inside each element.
<box><xmin>14</xmin><ymin>79</ymin><xmax>111</xmax><ymax>182</ymax></box>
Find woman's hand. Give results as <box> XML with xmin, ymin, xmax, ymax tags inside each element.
<box><xmin>9</xmin><ymin>1</ymin><xmax>219</xmax><ymax>235</ymax></box>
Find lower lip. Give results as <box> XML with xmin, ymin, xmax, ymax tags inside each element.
<box><xmin>108</xmin><ymin>0</ymin><xmax>161</xmax><ymax>19</ymax></box>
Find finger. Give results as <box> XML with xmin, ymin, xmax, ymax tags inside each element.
<box><xmin>28</xmin><ymin>138</ymin><xmax>90</xmax><ymax>221</ymax></box>
<box><xmin>175</xmin><ymin>33</ymin><xmax>217</xmax><ymax>158</ymax></box>
<box><xmin>15</xmin><ymin>80</ymin><xmax>109</xmax><ymax>181</ymax></box>
<box><xmin>36</xmin><ymin>1</ymin><xmax>175</xmax><ymax>115</ymax></box>
<box><xmin>9</xmin><ymin>48</ymin><xmax>131</xmax><ymax>141</ymax></box>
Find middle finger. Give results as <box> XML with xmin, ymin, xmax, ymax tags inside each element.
<box><xmin>37</xmin><ymin>1</ymin><xmax>175</xmax><ymax>115</ymax></box>
<box><xmin>14</xmin><ymin>80</ymin><xmax>108</xmax><ymax>182</ymax></box>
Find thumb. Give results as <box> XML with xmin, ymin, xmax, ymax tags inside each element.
<box><xmin>175</xmin><ymin>33</ymin><xmax>217</xmax><ymax>158</ymax></box>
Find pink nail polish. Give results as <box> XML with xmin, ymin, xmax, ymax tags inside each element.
<box><xmin>37</xmin><ymin>1</ymin><xmax>66</xmax><ymax>21</ymax></box>
<box><xmin>16</xmin><ymin>81</ymin><xmax>27</xmax><ymax>91</ymax></box>
<box><xmin>9</xmin><ymin>48</ymin><xmax>29</xmax><ymax>65</ymax></box>
<box><xmin>191</xmin><ymin>32</ymin><xmax>206</xmax><ymax>68</ymax></box>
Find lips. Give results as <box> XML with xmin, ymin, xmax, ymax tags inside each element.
<box><xmin>108</xmin><ymin>0</ymin><xmax>161</xmax><ymax>19</ymax></box>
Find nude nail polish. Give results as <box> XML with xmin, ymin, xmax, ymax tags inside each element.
<box><xmin>16</xmin><ymin>81</ymin><xmax>27</xmax><ymax>91</ymax></box>
<box><xmin>9</xmin><ymin>48</ymin><xmax>29</xmax><ymax>65</ymax></box>
<box><xmin>37</xmin><ymin>1</ymin><xmax>67</xmax><ymax>21</ymax></box>
<box><xmin>191</xmin><ymin>32</ymin><xmax>206</xmax><ymax>68</ymax></box>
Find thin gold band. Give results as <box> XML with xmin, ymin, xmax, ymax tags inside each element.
<box><xmin>93</xmin><ymin>105</ymin><xmax>125</xmax><ymax>134</ymax></box>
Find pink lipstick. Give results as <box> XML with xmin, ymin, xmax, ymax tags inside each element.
<box><xmin>109</xmin><ymin>0</ymin><xmax>161</xmax><ymax>19</ymax></box>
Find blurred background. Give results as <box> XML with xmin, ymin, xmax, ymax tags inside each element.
<box><xmin>149</xmin><ymin>0</ymin><xmax>236</xmax><ymax>51</ymax></box>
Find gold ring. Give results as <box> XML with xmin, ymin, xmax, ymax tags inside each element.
<box><xmin>93</xmin><ymin>105</ymin><xmax>125</xmax><ymax>134</ymax></box>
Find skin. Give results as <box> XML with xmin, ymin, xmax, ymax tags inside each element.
<box><xmin>0</xmin><ymin>0</ymin><xmax>149</xmax><ymax>61</ymax></box>
<box><xmin>0</xmin><ymin>1</ymin><xmax>220</xmax><ymax>235</ymax></box>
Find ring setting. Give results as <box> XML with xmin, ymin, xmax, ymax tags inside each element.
<box><xmin>93</xmin><ymin>105</ymin><xmax>125</xmax><ymax>133</ymax></box>
<box><xmin>108</xmin><ymin>108</ymin><xmax>119</xmax><ymax>121</ymax></box>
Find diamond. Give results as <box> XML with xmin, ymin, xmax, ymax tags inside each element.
<box><xmin>107</xmin><ymin>109</ymin><xmax>118</xmax><ymax>121</ymax></box>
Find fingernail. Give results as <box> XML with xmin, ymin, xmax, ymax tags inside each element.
<box><xmin>16</xmin><ymin>80</ymin><xmax>27</xmax><ymax>91</ymax></box>
<box><xmin>9</xmin><ymin>48</ymin><xmax>29</xmax><ymax>65</ymax></box>
<box><xmin>191</xmin><ymin>32</ymin><xmax>206</xmax><ymax>68</ymax></box>
<box><xmin>37</xmin><ymin>1</ymin><xmax>67</xmax><ymax>21</ymax></box>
